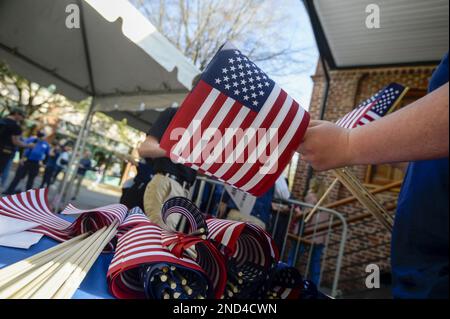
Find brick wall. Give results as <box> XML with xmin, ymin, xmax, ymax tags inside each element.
<box><xmin>291</xmin><ymin>60</ymin><xmax>436</xmax><ymax>296</ymax></box>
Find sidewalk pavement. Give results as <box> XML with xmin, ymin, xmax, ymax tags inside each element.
<box><xmin>1</xmin><ymin>167</ymin><xmax>121</xmax><ymax>210</ymax></box>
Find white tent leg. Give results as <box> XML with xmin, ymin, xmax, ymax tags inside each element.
<box><xmin>64</xmin><ymin>110</ymin><xmax>95</xmax><ymax>202</ymax></box>
<box><xmin>54</xmin><ymin>98</ymin><xmax>95</xmax><ymax>213</ymax></box>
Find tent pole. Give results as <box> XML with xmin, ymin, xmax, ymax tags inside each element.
<box><xmin>63</xmin><ymin>109</ymin><xmax>95</xmax><ymax>202</ymax></box>
<box><xmin>54</xmin><ymin>0</ymin><xmax>97</xmax><ymax>212</ymax></box>
<box><xmin>54</xmin><ymin>98</ymin><xmax>95</xmax><ymax>212</ymax></box>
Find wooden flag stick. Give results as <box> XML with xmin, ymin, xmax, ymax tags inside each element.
<box><xmin>0</xmin><ymin>233</ymin><xmax>88</xmax><ymax>284</ymax></box>
<box><xmin>333</xmin><ymin>168</ymin><xmax>393</xmax><ymax>232</ymax></box>
<box><xmin>340</xmin><ymin>168</ymin><xmax>394</xmax><ymax>225</ymax></box>
<box><xmin>0</xmin><ymin>235</ymin><xmax>90</xmax><ymax>298</ymax></box>
<box><xmin>53</xmin><ymin>222</ymin><xmax>118</xmax><ymax>299</ymax></box>
<box><xmin>13</xmin><ymin>235</ymin><xmax>99</xmax><ymax>299</ymax></box>
<box><xmin>0</xmin><ymin>234</ymin><xmax>88</xmax><ymax>289</ymax></box>
<box><xmin>304</xmin><ymin>178</ymin><xmax>339</xmax><ymax>223</ymax></box>
<box><xmin>336</xmin><ymin>168</ymin><xmax>393</xmax><ymax>227</ymax></box>
<box><xmin>28</xmin><ymin>227</ymin><xmax>107</xmax><ymax>299</ymax></box>
<box><xmin>15</xmin><ymin>225</ymin><xmax>116</xmax><ymax>299</ymax></box>
<box><xmin>10</xmin><ymin>241</ymin><xmax>87</xmax><ymax>299</ymax></box>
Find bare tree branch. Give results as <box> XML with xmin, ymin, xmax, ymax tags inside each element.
<box><xmin>131</xmin><ymin>0</ymin><xmax>313</xmax><ymax>76</ymax></box>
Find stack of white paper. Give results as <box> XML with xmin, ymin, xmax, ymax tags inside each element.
<box><xmin>0</xmin><ymin>215</ymin><xmax>43</xmax><ymax>249</ymax></box>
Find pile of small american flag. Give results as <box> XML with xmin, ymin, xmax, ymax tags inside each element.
<box><xmin>108</xmin><ymin>196</ymin><xmax>327</xmax><ymax>299</ymax></box>
<box><xmin>0</xmin><ymin>189</ymin><xmax>325</xmax><ymax>299</ymax></box>
<box><xmin>0</xmin><ymin>189</ymin><xmax>127</xmax><ymax>298</ymax></box>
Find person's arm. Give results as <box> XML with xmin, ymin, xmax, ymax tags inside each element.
<box><xmin>298</xmin><ymin>82</ymin><xmax>449</xmax><ymax>171</ymax></box>
<box><xmin>11</xmin><ymin>136</ymin><xmax>34</xmax><ymax>148</ymax></box>
<box><xmin>274</xmin><ymin>177</ymin><xmax>291</xmax><ymax>200</ymax></box>
<box><xmin>138</xmin><ymin>135</ymin><xmax>167</xmax><ymax>159</ymax></box>
<box><xmin>139</xmin><ymin>108</ymin><xmax>176</xmax><ymax>159</ymax></box>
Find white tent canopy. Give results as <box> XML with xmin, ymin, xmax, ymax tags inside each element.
<box><xmin>304</xmin><ymin>0</ymin><xmax>449</xmax><ymax>69</ymax></box>
<box><xmin>0</xmin><ymin>0</ymin><xmax>199</xmax><ymax>130</ymax></box>
<box><xmin>0</xmin><ymin>0</ymin><xmax>199</xmax><ymax>208</ymax></box>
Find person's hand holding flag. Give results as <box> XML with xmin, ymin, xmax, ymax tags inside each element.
<box><xmin>298</xmin><ymin>120</ymin><xmax>352</xmax><ymax>171</ymax></box>
<box><xmin>160</xmin><ymin>42</ymin><xmax>310</xmax><ymax>196</ymax></box>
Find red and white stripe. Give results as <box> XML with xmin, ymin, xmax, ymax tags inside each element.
<box><xmin>0</xmin><ymin>189</ymin><xmax>128</xmax><ymax>245</ymax></box>
<box><xmin>107</xmin><ymin>221</ymin><xmax>211</xmax><ymax>299</ymax></box>
<box><xmin>335</xmin><ymin>101</ymin><xmax>376</xmax><ymax>129</ymax></box>
<box><xmin>117</xmin><ymin>208</ymin><xmax>150</xmax><ymax>238</ymax></box>
<box><xmin>206</xmin><ymin>218</ymin><xmax>279</xmax><ymax>268</ymax></box>
<box><xmin>63</xmin><ymin>203</ymin><xmax>127</xmax><ymax>234</ymax></box>
<box><xmin>0</xmin><ymin>188</ymin><xmax>72</xmax><ymax>241</ymax></box>
<box><xmin>160</xmin><ymin>81</ymin><xmax>309</xmax><ymax>196</ymax></box>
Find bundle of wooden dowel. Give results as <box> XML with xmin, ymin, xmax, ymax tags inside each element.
<box><xmin>0</xmin><ymin>222</ymin><xmax>118</xmax><ymax>299</ymax></box>
<box><xmin>305</xmin><ymin>168</ymin><xmax>394</xmax><ymax>232</ymax></box>
<box><xmin>333</xmin><ymin>168</ymin><xmax>394</xmax><ymax>231</ymax></box>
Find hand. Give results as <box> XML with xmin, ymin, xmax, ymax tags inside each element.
<box><xmin>217</xmin><ymin>202</ymin><xmax>228</xmax><ymax>217</ymax></box>
<box><xmin>298</xmin><ymin>120</ymin><xmax>352</xmax><ymax>171</ymax></box>
<box><xmin>27</xmin><ymin>143</ymin><xmax>36</xmax><ymax>149</ymax></box>
<box><xmin>293</xmin><ymin>206</ymin><xmax>303</xmax><ymax>220</ymax></box>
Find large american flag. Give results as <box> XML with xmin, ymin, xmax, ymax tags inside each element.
<box><xmin>336</xmin><ymin>83</ymin><xmax>408</xmax><ymax>128</ymax></box>
<box><xmin>160</xmin><ymin>43</ymin><xmax>309</xmax><ymax>196</ymax></box>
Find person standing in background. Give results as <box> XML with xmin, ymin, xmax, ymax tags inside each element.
<box><xmin>0</xmin><ymin>109</ymin><xmax>34</xmax><ymax>180</ymax></box>
<box><xmin>53</xmin><ymin>143</ymin><xmax>72</xmax><ymax>185</ymax></box>
<box><xmin>91</xmin><ymin>162</ymin><xmax>106</xmax><ymax>189</ymax></box>
<box><xmin>71</xmin><ymin>150</ymin><xmax>93</xmax><ymax>200</ymax></box>
<box><xmin>139</xmin><ymin>75</ymin><xmax>202</xmax><ymax>230</ymax></box>
<box><xmin>287</xmin><ymin>178</ymin><xmax>327</xmax><ymax>286</ymax></box>
<box><xmin>138</xmin><ymin>107</ymin><xmax>197</xmax><ymax>230</ymax></box>
<box><xmin>4</xmin><ymin>131</ymin><xmax>50</xmax><ymax>194</ymax></box>
<box><xmin>119</xmin><ymin>156</ymin><xmax>154</xmax><ymax>210</ymax></box>
<box><xmin>40</xmin><ymin>140</ymin><xmax>61</xmax><ymax>189</ymax></box>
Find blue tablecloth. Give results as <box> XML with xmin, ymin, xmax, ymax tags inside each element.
<box><xmin>0</xmin><ymin>215</ymin><xmax>115</xmax><ymax>299</ymax></box>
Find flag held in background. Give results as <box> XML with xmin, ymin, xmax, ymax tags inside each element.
<box><xmin>160</xmin><ymin>43</ymin><xmax>310</xmax><ymax>196</ymax></box>
<box><xmin>335</xmin><ymin>82</ymin><xmax>408</xmax><ymax>129</ymax></box>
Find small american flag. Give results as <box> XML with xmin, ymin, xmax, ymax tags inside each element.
<box><xmin>0</xmin><ymin>189</ymin><xmax>127</xmax><ymax>250</ymax></box>
<box><xmin>206</xmin><ymin>218</ymin><xmax>279</xmax><ymax>298</ymax></box>
<box><xmin>160</xmin><ymin>43</ymin><xmax>310</xmax><ymax>196</ymax></box>
<box><xmin>107</xmin><ymin>197</ymin><xmax>282</xmax><ymax>299</ymax></box>
<box><xmin>265</xmin><ymin>263</ymin><xmax>303</xmax><ymax>299</ymax></box>
<box><xmin>336</xmin><ymin>83</ymin><xmax>408</xmax><ymax>128</ymax></box>
<box><xmin>108</xmin><ymin>197</ymin><xmax>227</xmax><ymax>299</ymax></box>
<box><xmin>0</xmin><ymin>188</ymin><xmax>72</xmax><ymax>241</ymax></box>
<box><xmin>117</xmin><ymin>206</ymin><xmax>150</xmax><ymax>238</ymax></box>
<box><xmin>108</xmin><ymin>220</ymin><xmax>216</xmax><ymax>299</ymax></box>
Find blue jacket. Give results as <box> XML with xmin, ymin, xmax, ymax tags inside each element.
<box><xmin>24</xmin><ymin>137</ymin><xmax>50</xmax><ymax>162</ymax></box>
<box><xmin>391</xmin><ymin>53</ymin><xmax>449</xmax><ymax>299</ymax></box>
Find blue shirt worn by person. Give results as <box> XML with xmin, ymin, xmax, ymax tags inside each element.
<box><xmin>45</xmin><ymin>150</ymin><xmax>60</xmax><ymax>168</ymax></box>
<box><xmin>24</xmin><ymin>137</ymin><xmax>50</xmax><ymax>162</ymax></box>
<box><xmin>134</xmin><ymin>160</ymin><xmax>154</xmax><ymax>185</ymax></box>
<box><xmin>77</xmin><ymin>158</ymin><xmax>92</xmax><ymax>176</ymax></box>
<box><xmin>225</xmin><ymin>186</ymin><xmax>275</xmax><ymax>226</ymax></box>
<box><xmin>391</xmin><ymin>53</ymin><xmax>449</xmax><ymax>299</ymax></box>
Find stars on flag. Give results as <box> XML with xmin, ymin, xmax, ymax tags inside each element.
<box><xmin>204</xmin><ymin>46</ymin><xmax>275</xmax><ymax>112</ymax></box>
